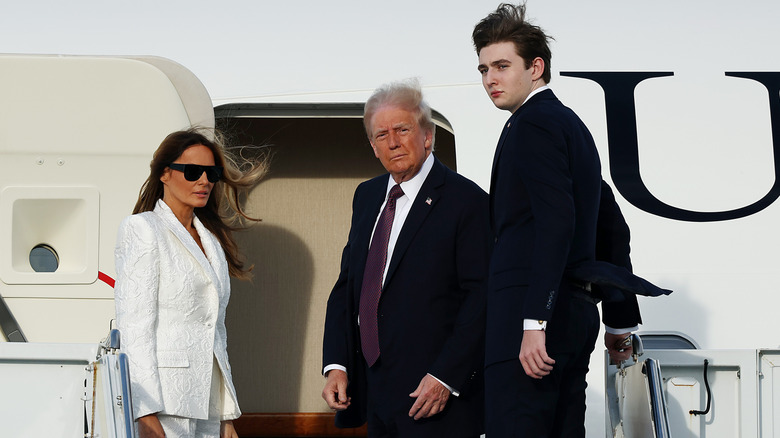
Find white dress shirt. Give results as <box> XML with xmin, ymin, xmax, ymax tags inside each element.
<box><xmin>375</xmin><ymin>153</ymin><xmax>434</xmax><ymax>285</ymax></box>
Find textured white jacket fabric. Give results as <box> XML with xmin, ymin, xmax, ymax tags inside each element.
<box><xmin>114</xmin><ymin>200</ymin><xmax>241</xmax><ymax>421</ymax></box>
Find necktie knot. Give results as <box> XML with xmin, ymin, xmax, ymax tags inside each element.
<box><xmin>388</xmin><ymin>184</ymin><xmax>404</xmax><ymax>202</ymax></box>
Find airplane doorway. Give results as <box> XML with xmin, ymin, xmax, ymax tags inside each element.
<box><xmin>215</xmin><ymin>103</ymin><xmax>456</xmax><ymax>436</ymax></box>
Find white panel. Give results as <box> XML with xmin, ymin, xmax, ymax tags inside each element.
<box><xmin>759</xmin><ymin>351</ymin><xmax>780</xmax><ymax>438</ymax></box>
<box><xmin>666</xmin><ymin>377</ymin><xmax>700</xmax><ymax>437</ymax></box>
<box><xmin>0</xmin><ymin>56</ymin><xmax>191</xmax><ymax>154</ymax></box>
<box><xmin>0</xmin><ymin>186</ymin><xmax>99</xmax><ymax>284</ymax></box>
<box><xmin>0</xmin><ymin>343</ymin><xmax>97</xmax><ymax>438</ymax></box>
<box><xmin>614</xmin><ymin>363</ymin><xmax>654</xmax><ymax>438</ymax></box>
<box><xmin>609</xmin><ymin>349</ymin><xmax>759</xmax><ymax>437</ymax></box>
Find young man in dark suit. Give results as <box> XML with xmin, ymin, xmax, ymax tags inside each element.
<box><xmin>321</xmin><ymin>80</ymin><xmax>490</xmax><ymax>437</ymax></box>
<box><xmin>473</xmin><ymin>4</ymin><xmax>643</xmax><ymax>437</ymax></box>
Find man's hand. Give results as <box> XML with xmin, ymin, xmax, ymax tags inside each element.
<box><xmin>322</xmin><ymin>369</ymin><xmax>351</xmax><ymax>411</ymax></box>
<box><xmin>519</xmin><ymin>329</ymin><xmax>555</xmax><ymax>379</ymax></box>
<box><xmin>137</xmin><ymin>413</ymin><xmax>165</xmax><ymax>438</ymax></box>
<box><xmin>220</xmin><ymin>420</ymin><xmax>238</xmax><ymax>438</ymax></box>
<box><xmin>605</xmin><ymin>332</ymin><xmax>633</xmax><ymax>364</ymax></box>
<box><xmin>408</xmin><ymin>374</ymin><xmax>450</xmax><ymax>420</ymax></box>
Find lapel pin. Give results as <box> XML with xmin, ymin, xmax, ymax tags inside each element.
<box><xmin>425</xmin><ymin>197</ymin><xmax>432</xmax><ymax>205</ymax></box>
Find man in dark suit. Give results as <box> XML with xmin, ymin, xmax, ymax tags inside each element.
<box><xmin>473</xmin><ymin>4</ymin><xmax>643</xmax><ymax>437</ymax></box>
<box><xmin>321</xmin><ymin>80</ymin><xmax>490</xmax><ymax>437</ymax></box>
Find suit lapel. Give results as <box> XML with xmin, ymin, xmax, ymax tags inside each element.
<box><xmin>383</xmin><ymin>158</ymin><xmax>445</xmax><ymax>287</ymax></box>
<box><xmin>489</xmin><ymin>89</ymin><xmax>556</xmax><ymax>220</ymax></box>
<box><xmin>193</xmin><ymin>215</ymin><xmax>227</xmax><ymax>295</ymax></box>
<box><xmin>489</xmin><ymin>106</ymin><xmax>521</xmax><ymax>212</ymax></box>
<box><xmin>153</xmin><ymin>200</ymin><xmax>221</xmax><ymax>291</ymax></box>
<box><xmin>491</xmin><ymin>115</ymin><xmax>515</xmax><ymax>176</ymax></box>
<box><xmin>490</xmin><ymin>89</ymin><xmax>555</xmax><ymax>173</ymax></box>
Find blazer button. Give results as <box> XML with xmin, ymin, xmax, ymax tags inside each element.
<box><xmin>206</xmin><ymin>322</ymin><xmax>213</xmax><ymax>328</ymax></box>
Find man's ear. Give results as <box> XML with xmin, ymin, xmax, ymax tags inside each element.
<box><xmin>531</xmin><ymin>57</ymin><xmax>545</xmax><ymax>81</ymax></box>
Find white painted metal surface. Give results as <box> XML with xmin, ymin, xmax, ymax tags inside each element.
<box><xmin>0</xmin><ymin>342</ymin><xmax>97</xmax><ymax>437</ymax></box>
<box><xmin>608</xmin><ymin>349</ymin><xmax>776</xmax><ymax>437</ymax></box>
<box><xmin>0</xmin><ymin>336</ymin><xmax>134</xmax><ymax>438</ymax></box>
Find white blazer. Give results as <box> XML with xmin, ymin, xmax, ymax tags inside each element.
<box><xmin>114</xmin><ymin>199</ymin><xmax>241</xmax><ymax>421</ymax></box>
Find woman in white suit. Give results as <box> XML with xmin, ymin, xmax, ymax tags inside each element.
<box><xmin>115</xmin><ymin>129</ymin><xmax>266</xmax><ymax>438</ymax></box>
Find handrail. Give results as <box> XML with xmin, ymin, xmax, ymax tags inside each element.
<box><xmin>117</xmin><ymin>352</ymin><xmax>135</xmax><ymax>438</ymax></box>
<box><xmin>94</xmin><ymin>329</ymin><xmax>136</xmax><ymax>438</ymax></box>
<box><xmin>644</xmin><ymin>358</ymin><xmax>673</xmax><ymax>438</ymax></box>
<box><xmin>0</xmin><ymin>294</ymin><xmax>26</xmax><ymax>342</ymax></box>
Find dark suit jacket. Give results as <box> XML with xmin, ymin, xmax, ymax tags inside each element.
<box><xmin>323</xmin><ymin>156</ymin><xmax>490</xmax><ymax>434</ymax></box>
<box><xmin>486</xmin><ymin>89</ymin><xmax>642</xmax><ymax>366</ymax></box>
<box><xmin>596</xmin><ymin>181</ymin><xmax>642</xmax><ymax>329</ymax></box>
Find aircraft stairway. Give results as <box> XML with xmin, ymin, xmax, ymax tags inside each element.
<box><xmin>607</xmin><ymin>334</ymin><xmax>676</xmax><ymax>438</ymax></box>
<box><xmin>605</xmin><ymin>332</ymin><xmax>780</xmax><ymax>438</ymax></box>
<box><xmin>0</xmin><ymin>329</ymin><xmax>135</xmax><ymax>438</ymax></box>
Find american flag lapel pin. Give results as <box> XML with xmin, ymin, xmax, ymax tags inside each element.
<box><xmin>425</xmin><ymin>197</ymin><xmax>432</xmax><ymax>205</ymax></box>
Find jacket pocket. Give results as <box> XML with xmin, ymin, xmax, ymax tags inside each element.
<box><xmin>157</xmin><ymin>350</ymin><xmax>190</xmax><ymax>368</ymax></box>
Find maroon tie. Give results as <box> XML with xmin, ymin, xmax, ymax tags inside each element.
<box><xmin>359</xmin><ymin>184</ymin><xmax>404</xmax><ymax>366</ymax></box>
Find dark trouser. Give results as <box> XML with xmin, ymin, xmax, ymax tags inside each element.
<box><xmin>366</xmin><ymin>407</ymin><xmax>480</xmax><ymax>438</ymax></box>
<box><xmin>365</xmin><ymin>357</ymin><xmax>482</xmax><ymax>438</ymax></box>
<box><xmin>484</xmin><ymin>297</ymin><xmax>599</xmax><ymax>437</ymax></box>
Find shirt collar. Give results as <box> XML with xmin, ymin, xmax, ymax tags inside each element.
<box><xmin>385</xmin><ymin>153</ymin><xmax>434</xmax><ymax>202</ymax></box>
<box><xmin>521</xmin><ymin>84</ymin><xmax>550</xmax><ymax>107</ymax></box>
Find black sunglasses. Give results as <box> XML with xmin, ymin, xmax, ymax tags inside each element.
<box><xmin>168</xmin><ymin>163</ymin><xmax>223</xmax><ymax>183</ymax></box>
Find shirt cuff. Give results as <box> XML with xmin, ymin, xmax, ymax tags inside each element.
<box><xmin>523</xmin><ymin>319</ymin><xmax>547</xmax><ymax>330</ymax></box>
<box><xmin>323</xmin><ymin>364</ymin><xmax>347</xmax><ymax>377</ymax></box>
<box><xmin>605</xmin><ymin>325</ymin><xmax>638</xmax><ymax>335</ymax></box>
<box><xmin>428</xmin><ymin>373</ymin><xmax>459</xmax><ymax>397</ymax></box>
